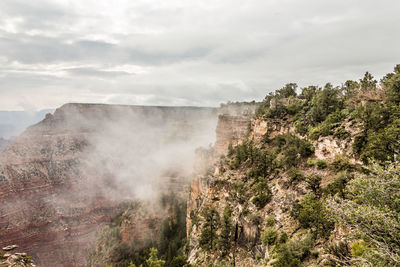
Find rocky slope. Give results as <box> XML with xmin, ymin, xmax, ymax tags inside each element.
<box><xmin>1</xmin><ymin>245</ymin><xmax>36</xmax><ymax>267</ymax></box>
<box><xmin>186</xmin><ymin>110</ymin><xmax>361</xmax><ymax>266</ymax></box>
<box><xmin>0</xmin><ymin>103</ymin><xmax>217</xmax><ymax>267</ymax></box>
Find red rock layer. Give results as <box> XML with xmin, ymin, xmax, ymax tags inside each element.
<box><xmin>0</xmin><ymin>103</ymin><xmax>217</xmax><ymax>267</ymax></box>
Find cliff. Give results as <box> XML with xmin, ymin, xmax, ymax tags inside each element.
<box><xmin>0</xmin><ymin>103</ymin><xmax>218</xmax><ymax>267</ymax></box>
<box><xmin>186</xmin><ymin>110</ymin><xmax>361</xmax><ymax>266</ymax></box>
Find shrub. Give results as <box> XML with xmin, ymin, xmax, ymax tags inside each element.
<box><xmin>316</xmin><ymin>159</ymin><xmax>327</xmax><ymax>169</ymax></box>
<box><xmin>324</xmin><ymin>241</ymin><xmax>352</xmax><ymax>266</ymax></box>
<box><xmin>261</xmin><ymin>227</ymin><xmax>278</xmax><ymax>245</ymax></box>
<box><xmin>334</xmin><ymin>126</ymin><xmax>350</xmax><ymax>139</ymax></box>
<box><xmin>330</xmin><ymin>154</ymin><xmax>353</xmax><ymax>172</ymax></box>
<box><xmin>328</xmin><ymin>162</ymin><xmax>400</xmax><ymax>265</ymax></box>
<box><xmin>277</xmin><ymin>232</ymin><xmax>288</xmax><ymax>244</ymax></box>
<box><xmin>287</xmin><ymin>168</ymin><xmax>304</xmax><ymax>184</ymax></box>
<box><xmin>307</xmin><ymin>158</ymin><xmax>315</xmax><ymax>167</ymax></box>
<box><xmin>251</xmin><ymin>181</ymin><xmax>272</xmax><ymax>209</ymax></box>
<box><xmin>274</xmin><ymin>134</ymin><xmax>314</xmax><ymax>169</ymax></box>
<box><xmin>169</xmin><ymin>256</ymin><xmax>188</xmax><ymax>267</ymax></box>
<box><xmin>324</xmin><ymin>172</ymin><xmax>351</xmax><ymax>198</ymax></box>
<box><xmin>351</xmin><ymin>240</ymin><xmax>367</xmax><ymax>257</ymax></box>
<box><xmin>291</xmin><ymin>194</ymin><xmax>333</xmax><ymax>237</ymax></box>
<box><xmin>266</xmin><ymin>216</ymin><xmax>275</xmax><ymax>226</ymax></box>
<box><xmin>252</xmin><ymin>193</ymin><xmax>272</xmax><ymax>209</ymax></box>
<box><xmin>272</xmin><ymin>232</ymin><xmax>314</xmax><ymax>267</ymax></box>
<box><xmin>305</xmin><ymin>175</ymin><xmax>321</xmax><ymax>196</ymax></box>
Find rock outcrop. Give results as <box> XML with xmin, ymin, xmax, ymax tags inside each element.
<box><xmin>1</xmin><ymin>245</ymin><xmax>36</xmax><ymax>267</ymax></box>
<box><xmin>0</xmin><ymin>103</ymin><xmax>217</xmax><ymax>267</ymax></box>
<box><xmin>186</xmin><ymin>113</ymin><xmax>358</xmax><ymax>266</ymax></box>
<box><xmin>214</xmin><ymin>115</ymin><xmax>250</xmax><ymax>154</ymax></box>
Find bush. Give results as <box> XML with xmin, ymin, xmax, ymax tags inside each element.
<box><xmin>169</xmin><ymin>256</ymin><xmax>188</xmax><ymax>267</ymax></box>
<box><xmin>287</xmin><ymin>167</ymin><xmax>304</xmax><ymax>184</ymax></box>
<box><xmin>252</xmin><ymin>193</ymin><xmax>272</xmax><ymax>209</ymax></box>
<box><xmin>277</xmin><ymin>232</ymin><xmax>288</xmax><ymax>244</ymax></box>
<box><xmin>324</xmin><ymin>241</ymin><xmax>352</xmax><ymax>266</ymax></box>
<box><xmin>316</xmin><ymin>159</ymin><xmax>327</xmax><ymax>169</ymax></box>
<box><xmin>351</xmin><ymin>240</ymin><xmax>367</xmax><ymax>257</ymax></box>
<box><xmin>272</xmin><ymin>232</ymin><xmax>314</xmax><ymax>267</ymax></box>
<box><xmin>266</xmin><ymin>216</ymin><xmax>275</xmax><ymax>226</ymax></box>
<box><xmin>274</xmin><ymin>134</ymin><xmax>314</xmax><ymax>169</ymax></box>
<box><xmin>291</xmin><ymin>194</ymin><xmax>333</xmax><ymax>237</ymax></box>
<box><xmin>261</xmin><ymin>227</ymin><xmax>278</xmax><ymax>245</ymax></box>
<box><xmin>251</xmin><ymin>181</ymin><xmax>272</xmax><ymax>209</ymax></box>
<box><xmin>323</xmin><ymin>172</ymin><xmax>351</xmax><ymax>198</ymax></box>
<box><xmin>305</xmin><ymin>175</ymin><xmax>321</xmax><ymax>196</ymax></box>
<box><xmin>334</xmin><ymin>126</ymin><xmax>350</xmax><ymax>139</ymax></box>
<box><xmin>330</xmin><ymin>154</ymin><xmax>353</xmax><ymax>172</ymax></box>
<box><xmin>328</xmin><ymin>162</ymin><xmax>400</xmax><ymax>265</ymax></box>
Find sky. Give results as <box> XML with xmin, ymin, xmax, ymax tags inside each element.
<box><xmin>0</xmin><ymin>0</ymin><xmax>399</xmax><ymax>110</ymax></box>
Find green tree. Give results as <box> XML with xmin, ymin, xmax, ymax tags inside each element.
<box><xmin>299</xmin><ymin>85</ymin><xmax>318</xmax><ymax>102</ymax></box>
<box><xmin>329</xmin><ymin>162</ymin><xmax>400</xmax><ymax>266</ymax></box>
<box><xmin>276</xmin><ymin>83</ymin><xmax>298</xmax><ymax>98</ymax></box>
<box><xmin>261</xmin><ymin>226</ymin><xmax>278</xmax><ymax>245</ymax></box>
<box><xmin>360</xmin><ymin>71</ymin><xmax>377</xmax><ymax>90</ymax></box>
<box><xmin>146</xmin><ymin>248</ymin><xmax>165</xmax><ymax>267</ymax></box>
<box><xmin>218</xmin><ymin>206</ymin><xmax>232</xmax><ymax>256</ymax></box>
<box><xmin>343</xmin><ymin>80</ymin><xmax>359</xmax><ymax>97</ymax></box>
<box><xmin>308</xmin><ymin>83</ymin><xmax>342</xmax><ymax>124</ymax></box>
<box><xmin>386</xmin><ymin>73</ymin><xmax>400</xmax><ymax>104</ymax></box>
<box><xmin>291</xmin><ymin>194</ymin><xmax>333</xmax><ymax>238</ymax></box>
<box><xmin>199</xmin><ymin>207</ymin><xmax>220</xmax><ymax>250</ymax></box>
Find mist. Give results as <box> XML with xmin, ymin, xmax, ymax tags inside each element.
<box><xmin>20</xmin><ymin>103</ymin><xmax>219</xmax><ymax>206</ymax></box>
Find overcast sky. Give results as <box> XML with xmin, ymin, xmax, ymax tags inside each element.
<box><xmin>0</xmin><ymin>0</ymin><xmax>399</xmax><ymax>110</ymax></box>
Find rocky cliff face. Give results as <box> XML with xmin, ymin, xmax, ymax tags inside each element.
<box><xmin>0</xmin><ymin>103</ymin><xmax>217</xmax><ymax>267</ymax></box>
<box><xmin>214</xmin><ymin>115</ymin><xmax>250</xmax><ymax>154</ymax></box>
<box><xmin>186</xmin><ymin>113</ymin><xmax>359</xmax><ymax>266</ymax></box>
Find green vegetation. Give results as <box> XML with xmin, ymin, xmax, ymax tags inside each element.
<box><xmin>218</xmin><ymin>206</ymin><xmax>233</xmax><ymax>256</ymax></box>
<box><xmin>88</xmin><ymin>195</ymin><xmax>188</xmax><ymax>267</ymax></box>
<box><xmin>199</xmin><ymin>207</ymin><xmax>220</xmax><ymax>250</ymax></box>
<box><xmin>261</xmin><ymin>227</ymin><xmax>278</xmax><ymax>245</ymax></box>
<box><xmin>101</xmin><ymin>65</ymin><xmax>400</xmax><ymax>267</ymax></box>
<box><xmin>291</xmin><ymin>194</ymin><xmax>333</xmax><ymax>238</ymax></box>
<box><xmin>146</xmin><ymin>248</ymin><xmax>165</xmax><ymax>267</ymax></box>
<box><xmin>251</xmin><ymin>180</ymin><xmax>272</xmax><ymax>209</ymax></box>
<box><xmin>329</xmin><ymin>162</ymin><xmax>400</xmax><ymax>265</ymax></box>
<box><xmin>270</xmin><ymin>232</ymin><xmax>314</xmax><ymax>267</ymax></box>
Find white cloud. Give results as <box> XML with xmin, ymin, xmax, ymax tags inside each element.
<box><xmin>0</xmin><ymin>0</ymin><xmax>399</xmax><ymax>110</ymax></box>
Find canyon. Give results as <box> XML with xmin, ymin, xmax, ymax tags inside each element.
<box><xmin>0</xmin><ymin>103</ymin><xmax>218</xmax><ymax>267</ymax></box>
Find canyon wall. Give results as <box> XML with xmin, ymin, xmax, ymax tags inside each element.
<box><xmin>0</xmin><ymin>103</ymin><xmax>218</xmax><ymax>267</ymax></box>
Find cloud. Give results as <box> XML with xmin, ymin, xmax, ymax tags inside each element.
<box><xmin>0</xmin><ymin>0</ymin><xmax>399</xmax><ymax>110</ymax></box>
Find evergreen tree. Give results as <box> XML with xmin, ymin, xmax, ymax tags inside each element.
<box><xmin>218</xmin><ymin>206</ymin><xmax>232</xmax><ymax>256</ymax></box>
<box><xmin>360</xmin><ymin>71</ymin><xmax>377</xmax><ymax>90</ymax></box>
<box><xmin>199</xmin><ymin>207</ymin><xmax>220</xmax><ymax>250</ymax></box>
<box><xmin>146</xmin><ymin>248</ymin><xmax>165</xmax><ymax>267</ymax></box>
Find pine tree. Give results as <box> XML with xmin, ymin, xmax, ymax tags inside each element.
<box><xmin>146</xmin><ymin>248</ymin><xmax>165</xmax><ymax>267</ymax></box>
<box><xmin>199</xmin><ymin>207</ymin><xmax>220</xmax><ymax>250</ymax></box>
<box><xmin>218</xmin><ymin>206</ymin><xmax>232</xmax><ymax>256</ymax></box>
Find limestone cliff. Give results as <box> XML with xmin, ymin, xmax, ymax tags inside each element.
<box><xmin>0</xmin><ymin>103</ymin><xmax>217</xmax><ymax>267</ymax></box>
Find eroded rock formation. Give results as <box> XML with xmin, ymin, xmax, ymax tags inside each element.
<box><xmin>0</xmin><ymin>103</ymin><xmax>217</xmax><ymax>267</ymax></box>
